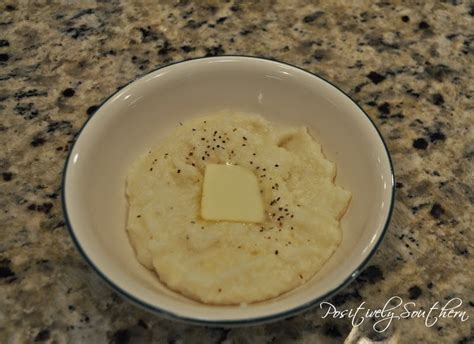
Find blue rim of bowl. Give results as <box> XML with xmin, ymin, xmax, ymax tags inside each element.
<box><xmin>61</xmin><ymin>55</ymin><xmax>395</xmax><ymax>327</ymax></box>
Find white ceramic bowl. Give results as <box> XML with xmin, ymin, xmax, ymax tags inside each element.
<box><xmin>63</xmin><ymin>56</ymin><xmax>394</xmax><ymax>325</ymax></box>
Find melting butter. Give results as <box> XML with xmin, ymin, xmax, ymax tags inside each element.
<box><xmin>201</xmin><ymin>163</ymin><xmax>264</xmax><ymax>223</ymax></box>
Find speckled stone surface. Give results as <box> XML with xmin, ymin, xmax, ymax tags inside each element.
<box><xmin>0</xmin><ymin>1</ymin><xmax>473</xmax><ymax>343</ymax></box>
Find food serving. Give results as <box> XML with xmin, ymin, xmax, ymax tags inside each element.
<box><xmin>126</xmin><ymin>112</ymin><xmax>351</xmax><ymax>305</ymax></box>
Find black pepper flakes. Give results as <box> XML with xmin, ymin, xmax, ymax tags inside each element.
<box><xmin>275</xmin><ymin>250</ymin><xmax>279</xmax><ymax>255</ymax></box>
<box><xmin>177</xmin><ymin>169</ymin><xmax>181</xmax><ymax>173</ymax></box>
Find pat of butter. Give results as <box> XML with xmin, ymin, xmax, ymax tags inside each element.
<box><xmin>201</xmin><ymin>163</ymin><xmax>264</xmax><ymax>223</ymax></box>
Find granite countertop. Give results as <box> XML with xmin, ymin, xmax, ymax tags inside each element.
<box><xmin>1</xmin><ymin>1</ymin><xmax>472</xmax><ymax>343</ymax></box>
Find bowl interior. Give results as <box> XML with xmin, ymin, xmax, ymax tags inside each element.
<box><xmin>64</xmin><ymin>57</ymin><xmax>393</xmax><ymax>323</ymax></box>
